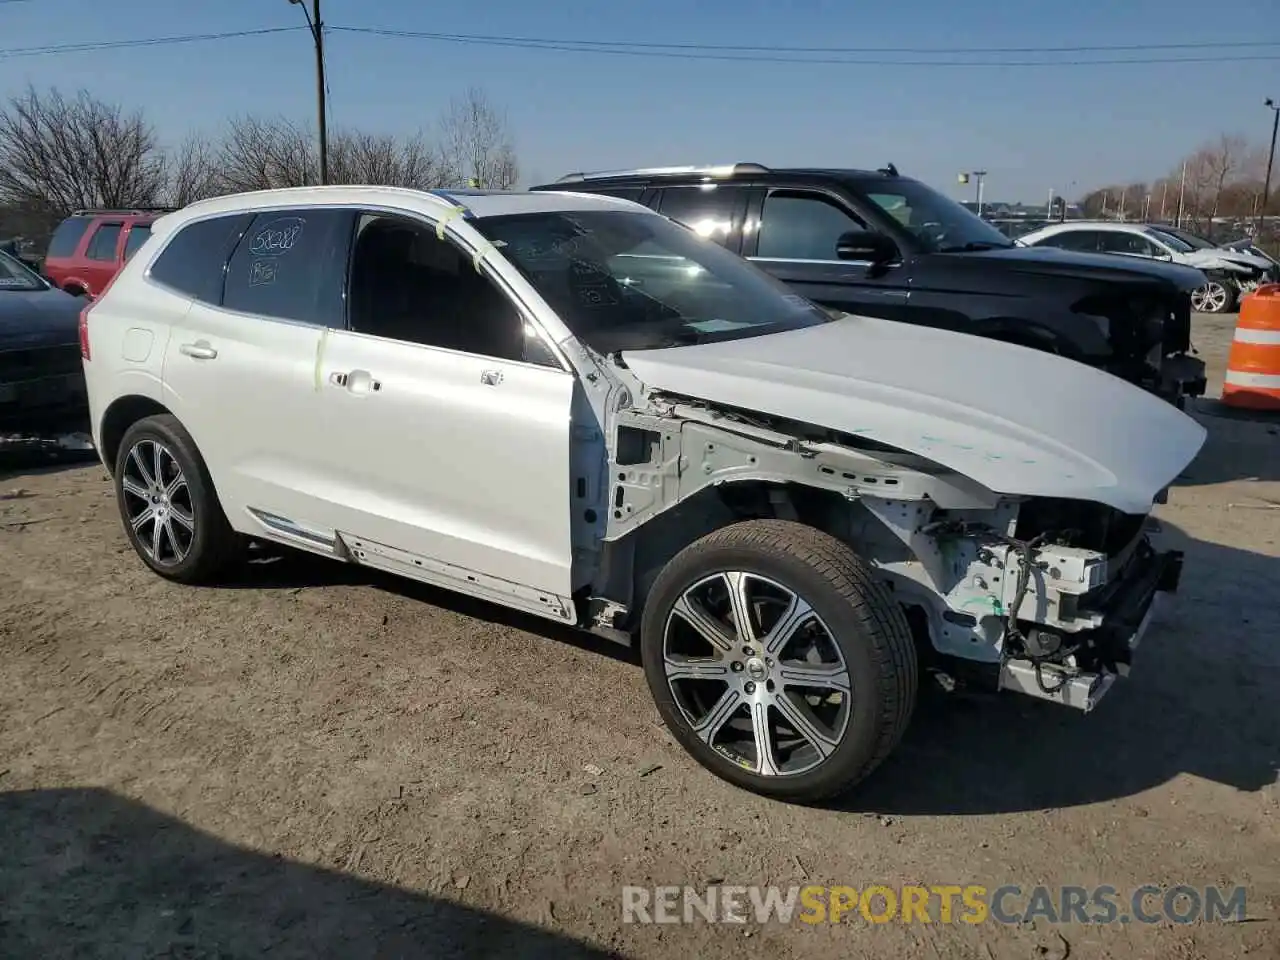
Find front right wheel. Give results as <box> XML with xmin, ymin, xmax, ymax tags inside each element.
<box><xmin>1190</xmin><ymin>279</ymin><xmax>1236</xmax><ymax>314</ymax></box>
<box><xmin>640</xmin><ymin>520</ymin><xmax>918</xmax><ymax>803</ymax></box>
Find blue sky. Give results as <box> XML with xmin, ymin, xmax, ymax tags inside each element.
<box><xmin>1</xmin><ymin>0</ymin><xmax>1278</xmax><ymax>201</ymax></box>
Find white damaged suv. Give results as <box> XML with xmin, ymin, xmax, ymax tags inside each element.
<box><xmin>81</xmin><ymin>187</ymin><xmax>1206</xmax><ymax>801</ymax></box>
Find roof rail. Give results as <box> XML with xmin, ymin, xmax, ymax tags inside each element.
<box><xmin>69</xmin><ymin>206</ymin><xmax>175</xmax><ymax>217</ymax></box>
<box><xmin>555</xmin><ymin>162</ymin><xmax>771</xmax><ymax>184</ymax></box>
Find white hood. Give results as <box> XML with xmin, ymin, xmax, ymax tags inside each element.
<box><xmin>622</xmin><ymin>317</ymin><xmax>1206</xmax><ymax>514</ymax></box>
<box><xmin>1180</xmin><ymin>249</ymin><xmax>1271</xmax><ymax>273</ymax></box>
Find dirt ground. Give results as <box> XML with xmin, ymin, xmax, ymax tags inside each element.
<box><xmin>2</xmin><ymin>314</ymin><xmax>1278</xmax><ymax>960</ymax></box>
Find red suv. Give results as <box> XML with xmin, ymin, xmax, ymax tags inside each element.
<box><xmin>43</xmin><ymin>208</ymin><xmax>169</xmax><ymax>298</ymax></box>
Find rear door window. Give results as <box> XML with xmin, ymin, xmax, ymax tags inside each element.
<box><xmin>123</xmin><ymin>224</ymin><xmax>153</xmax><ymax>261</ymax></box>
<box><xmin>85</xmin><ymin>223</ymin><xmax>123</xmax><ymax>261</ymax></box>
<box><xmin>148</xmin><ymin>213</ymin><xmax>255</xmax><ymax>303</ymax></box>
<box><xmin>222</xmin><ymin>208</ymin><xmax>355</xmax><ymax>326</ymax></box>
<box><xmin>1039</xmin><ymin>230</ymin><xmax>1102</xmax><ymax>253</ymax></box>
<box><xmin>654</xmin><ymin>185</ymin><xmax>749</xmax><ymax>249</ymax></box>
<box><xmin>1098</xmin><ymin>232</ymin><xmax>1157</xmax><ymax>257</ymax></box>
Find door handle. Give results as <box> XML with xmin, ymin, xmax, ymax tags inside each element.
<box><xmin>179</xmin><ymin>341</ymin><xmax>217</xmax><ymax>360</ymax></box>
<box><xmin>330</xmin><ymin>369</ymin><xmax>380</xmax><ymax>395</ymax></box>
<box><xmin>480</xmin><ymin>369</ymin><xmax>503</xmax><ymax>386</ymax></box>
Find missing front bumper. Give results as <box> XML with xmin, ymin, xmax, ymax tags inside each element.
<box><xmin>997</xmin><ymin>547</ymin><xmax>1182</xmax><ymax>712</ymax></box>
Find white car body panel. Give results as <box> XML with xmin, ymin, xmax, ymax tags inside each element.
<box><xmin>162</xmin><ymin>300</ymin><xmax>327</xmax><ymax>532</ymax></box>
<box><xmin>622</xmin><ymin>314</ymin><xmax>1206</xmax><ymax>515</ymax></box>
<box><xmin>1018</xmin><ymin>222</ymin><xmax>1271</xmax><ymax>276</ymax></box>
<box><xmin>1177</xmin><ymin>249</ymin><xmax>1272</xmax><ymax>273</ymax></box>
<box><xmin>311</xmin><ymin>330</ymin><xmax>577</xmax><ymax>597</ymax></box>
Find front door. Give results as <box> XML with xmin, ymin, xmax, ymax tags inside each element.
<box><xmin>744</xmin><ymin>188</ymin><xmax>911</xmax><ymax>319</ymax></box>
<box><xmin>314</xmin><ymin>211</ymin><xmax>577</xmax><ymax>616</ymax></box>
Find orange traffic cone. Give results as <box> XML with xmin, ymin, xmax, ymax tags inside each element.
<box><xmin>1222</xmin><ymin>283</ymin><xmax>1280</xmax><ymax>411</ymax></box>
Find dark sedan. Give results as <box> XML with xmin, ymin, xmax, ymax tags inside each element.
<box><xmin>0</xmin><ymin>249</ymin><xmax>91</xmax><ymax>443</ymax></box>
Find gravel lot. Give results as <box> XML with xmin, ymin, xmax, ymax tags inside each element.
<box><xmin>2</xmin><ymin>314</ymin><xmax>1278</xmax><ymax>959</ymax></box>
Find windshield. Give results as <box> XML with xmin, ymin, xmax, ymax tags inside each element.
<box><xmin>1146</xmin><ymin>229</ymin><xmax>1195</xmax><ymax>253</ymax></box>
<box><xmin>473</xmin><ymin>210</ymin><xmax>832</xmax><ymax>353</ymax></box>
<box><xmin>1154</xmin><ymin>227</ymin><xmax>1212</xmax><ymax>250</ymax></box>
<box><xmin>0</xmin><ymin>249</ymin><xmax>46</xmax><ymax>292</ymax></box>
<box><xmin>853</xmin><ymin>178</ymin><xmax>1014</xmax><ymax>253</ymax></box>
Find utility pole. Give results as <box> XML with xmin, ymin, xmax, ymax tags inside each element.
<box><xmin>1159</xmin><ymin>181</ymin><xmax>1168</xmax><ymax>221</ymax></box>
<box><xmin>973</xmin><ymin>169</ymin><xmax>987</xmax><ymax>217</ymax></box>
<box><xmin>1176</xmin><ymin>161</ymin><xmax>1187</xmax><ymax>228</ymax></box>
<box><xmin>289</xmin><ymin>0</ymin><xmax>328</xmax><ymax>185</ymax></box>
<box><xmin>1258</xmin><ymin>98</ymin><xmax>1279</xmax><ymax>237</ymax></box>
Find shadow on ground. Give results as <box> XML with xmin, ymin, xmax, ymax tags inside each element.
<box><xmin>214</xmin><ymin>515</ymin><xmax>1278</xmax><ymax>817</ymax></box>
<box><xmin>0</xmin><ymin>449</ymin><xmax>98</xmax><ymax>483</ymax></box>
<box><xmin>0</xmin><ymin>788</ymin><xmax>621</xmax><ymax>960</ymax></box>
<box><xmin>1174</xmin><ymin>403</ymin><xmax>1280</xmax><ymax>487</ymax></box>
<box><xmin>219</xmin><ymin>542</ymin><xmax>640</xmax><ymax>667</ymax></box>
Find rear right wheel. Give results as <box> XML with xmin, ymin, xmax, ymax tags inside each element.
<box><xmin>640</xmin><ymin>520</ymin><xmax>917</xmax><ymax>803</ymax></box>
<box><xmin>114</xmin><ymin>414</ymin><xmax>241</xmax><ymax>584</ymax></box>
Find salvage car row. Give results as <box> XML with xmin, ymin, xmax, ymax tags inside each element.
<box><xmin>69</xmin><ymin>177</ymin><xmax>1209</xmax><ymax>802</ymax></box>
<box><xmin>4</xmin><ymin>164</ymin><xmax>1222</xmax><ymax>448</ymax></box>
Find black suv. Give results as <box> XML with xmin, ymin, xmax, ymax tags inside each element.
<box><xmin>530</xmin><ymin>164</ymin><xmax>1207</xmax><ymax>403</ymax></box>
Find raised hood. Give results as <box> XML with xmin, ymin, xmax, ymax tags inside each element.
<box><xmin>622</xmin><ymin>316</ymin><xmax>1206</xmax><ymax>514</ymax></box>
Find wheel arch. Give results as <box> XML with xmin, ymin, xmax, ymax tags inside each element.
<box><xmin>99</xmin><ymin>395</ymin><xmax>175</xmax><ymax>475</ymax></box>
<box><xmin>595</xmin><ymin>480</ymin><xmax>860</xmax><ymax>634</ymax></box>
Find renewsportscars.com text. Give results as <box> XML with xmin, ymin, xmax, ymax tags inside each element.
<box><xmin>621</xmin><ymin>884</ymin><xmax>1247</xmax><ymax>925</ymax></box>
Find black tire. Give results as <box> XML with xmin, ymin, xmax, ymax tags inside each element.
<box><xmin>640</xmin><ymin>520</ymin><xmax>917</xmax><ymax>803</ymax></box>
<box><xmin>113</xmin><ymin>414</ymin><xmax>240</xmax><ymax>584</ymax></box>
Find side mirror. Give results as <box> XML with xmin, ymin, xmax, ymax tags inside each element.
<box><xmin>836</xmin><ymin>230</ymin><xmax>897</xmax><ymax>264</ymax></box>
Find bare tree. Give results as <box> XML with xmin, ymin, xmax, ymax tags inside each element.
<box><xmin>436</xmin><ymin>87</ymin><xmax>519</xmax><ymax>189</ymax></box>
<box><xmin>1200</xmin><ymin>134</ymin><xmax>1248</xmax><ymax>237</ymax></box>
<box><xmin>213</xmin><ymin>116</ymin><xmax>317</xmax><ymax>193</ymax></box>
<box><xmin>328</xmin><ymin>130</ymin><xmax>447</xmax><ymax>188</ymax></box>
<box><xmin>0</xmin><ymin>86</ymin><xmax>167</xmax><ymax>218</ymax></box>
<box><xmin>164</xmin><ymin>134</ymin><xmax>221</xmax><ymax>207</ymax></box>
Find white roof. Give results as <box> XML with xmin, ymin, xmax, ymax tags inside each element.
<box><xmin>153</xmin><ymin>185</ymin><xmax>648</xmax><ymax>235</ymax></box>
<box><xmin>1024</xmin><ymin>220</ymin><xmax>1157</xmax><ymax>237</ymax></box>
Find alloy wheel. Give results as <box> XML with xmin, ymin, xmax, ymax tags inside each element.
<box><xmin>662</xmin><ymin>571</ymin><xmax>852</xmax><ymax>777</ymax></box>
<box><xmin>121</xmin><ymin>439</ymin><xmax>195</xmax><ymax>566</ymax></box>
<box><xmin>1191</xmin><ymin>281</ymin><xmax>1229</xmax><ymax>313</ymax></box>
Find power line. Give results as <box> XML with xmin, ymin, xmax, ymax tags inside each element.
<box><xmin>337</xmin><ymin>28</ymin><xmax>1280</xmax><ymax>56</ymax></box>
<box><xmin>0</xmin><ymin>26</ymin><xmax>306</xmax><ymax>60</ymax></box>
<box><xmin>330</xmin><ymin>26</ymin><xmax>1280</xmax><ymax>66</ymax></box>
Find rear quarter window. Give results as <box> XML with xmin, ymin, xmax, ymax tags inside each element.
<box><xmin>46</xmin><ymin>217</ymin><xmax>92</xmax><ymax>259</ymax></box>
<box><xmin>148</xmin><ymin>213</ymin><xmax>255</xmax><ymax>303</ymax></box>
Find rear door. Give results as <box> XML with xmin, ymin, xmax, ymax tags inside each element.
<box><xmin>83</xmin><ymin>221</ymin><xmax>124</xmax><ymax>295</ymax></box>
<box><xmin>159</xmin><ymin>207</ymin><xmax>357</xmax><ymax>540</ymax></box>
<box><xmin>744</xmin><ymin>187</ymin><xmax>911</xmax><ymax>319</ymax></box>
